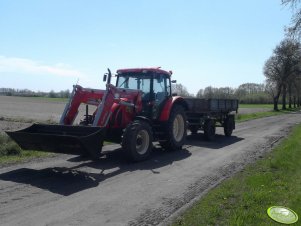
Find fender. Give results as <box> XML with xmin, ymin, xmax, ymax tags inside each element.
<box><xmin>159</xmin><ymin>96</ymin><xmax>188</xmax><ymax>121</ymax></box>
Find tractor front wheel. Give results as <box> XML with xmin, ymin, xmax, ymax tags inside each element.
<box><xmin>160</xmin><ymin>105</ymin><xmax>187</xmax><ymax>151</ymax></box>
<box><xmin>122</xmin><ymin>120</ymin><xmax>153</xmax><ymax>161</ymax></box>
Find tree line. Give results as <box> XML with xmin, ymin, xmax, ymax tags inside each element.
<box><xmin>172</xmin><ymin>83</ymin><xmax>273</xmax><ymax>104</ymax></box>
<box><xmin>0</xmin><ymin>88</ymin><xmax>70</xmax><ymax>98</ymax></box>
<box><xmin>1</xmin><ymin>84</ymin><xmax>272</xmax><ymax>104</ymax></box>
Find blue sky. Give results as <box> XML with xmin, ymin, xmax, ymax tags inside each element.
<box><xmin>0</xmin><ymin>1</ymin><xmax>292</xmax><ymax>94</ymax></box>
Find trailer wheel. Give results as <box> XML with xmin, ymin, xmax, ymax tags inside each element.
<box><xmin>189</xmin><ymin>125</ymin><xmax>199</xmax><ymax>134</ymax></box>
<box><xmin>160</xmin><ymin>105</ymin><xmax>187</xmax><ymax>151</ymax></box>
<box><xmin>122</xmin><ymin>120</ymin><xmax>153</xmax><ymax>161</ymax></box>
<box><xmin>224</xmin><ymin>116</ymin><xmax>235</xmax><ymax>137</ymax></box>
<box><xmin>204</xmin><ymin>119</ymin><xmax>215</xmax><ymax>141</ymax></box>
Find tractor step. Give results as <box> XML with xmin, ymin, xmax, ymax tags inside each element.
<box><xmin>6</xmin><ymin>124</ymin><xmax>106</xmax><ymax>159</ymax></box>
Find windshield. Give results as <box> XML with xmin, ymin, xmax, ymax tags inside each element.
<box><xmin>117</xmin><ymin>73</ymin><xmax>151</xmax><ymax>94</ymax></box>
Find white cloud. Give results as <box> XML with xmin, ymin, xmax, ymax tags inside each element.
<box><xmin>0</xmin><ymin>55</ymin><xmax>85</xmax><ymax>78</ymax></box>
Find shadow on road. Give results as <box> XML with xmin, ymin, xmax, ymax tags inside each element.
<box><xmin>0</xmin><ymin>146</ymin><xmax>191</xmax><ymax>196</ymax></box>
<box><xmin>0</xmin><ymin>133</ymin><xmax>244</xmax><ymax>196</ymax></box>
<box><xmin>186</xmin><ymin>133</ymin><xmax>244</xmax><ymax>149</ymax></box>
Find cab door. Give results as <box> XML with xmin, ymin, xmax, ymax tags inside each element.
<box><xmin>152</xmin><ymin>74</ymin><xmax>170</xmax><ymax>119</ymax></box>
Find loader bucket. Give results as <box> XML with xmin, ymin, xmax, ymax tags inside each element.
<box><xmin>6</xmin><ymin>124</ymin><xmax>106</xmax><ymax>159</ymax></box>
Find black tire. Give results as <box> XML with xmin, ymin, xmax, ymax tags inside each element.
<box><xmin>160</xmin><ymin>105</ymin><xmax>187</xmax><ymax>151</ymax></box>
<box><xmin>204</xmin><ymin>119</ymin><xmax>215</xmax><ymax>141</ymax></box>
<box><xmin>224</xmin><ymin>116</ymin><xmax>235</xmax><ymax>137</ymax></box>
<box><xmin>122</xmin><ymin>120</ymin><xmax>153</xmax><ymax>161</ymax></box>
<box><xmin>189</xmin><ymin>125</ymin><xmax>199</xmax><ymax>134</ymax></box>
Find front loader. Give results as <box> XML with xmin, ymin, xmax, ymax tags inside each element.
<box><xmin>6</xmin><ymin>68</ymin><xmax>188</xmax><ymax>161</ymax></box>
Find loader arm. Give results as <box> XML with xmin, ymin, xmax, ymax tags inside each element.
<box><xmin>93</xmin><ymin>85</ymin><xmax>143</xmax><ymax>127</ymax></box>
<box><xmin>61</xmin><ymin>85</ymin><xmax>105</xmax><ymax>125</ymax></box>
<box><xmin>61</xmin><ymin>84</ymin><xmax>143</xmax><ymax>127</ymax></box>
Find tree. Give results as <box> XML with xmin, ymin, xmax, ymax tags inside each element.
<box><xmin>49</xmin><ymin>90</ymin><xmax>57</xmax><ymax>98</ymax></box>
<box><xmin>282</xmin><ymin>0</ymin><xmax>301</xmax><ymax>37</ymax></box>
<box><xmin>263</xmin><ymin>38</ymin><xmax>301</xmax><ymax>110</ymax></box>
<box><xmin>59</xmin><ymin>89</ymin><xmax>70</xmax><ymax>98</ymax></box>
<box><xmin>171</xmin><ymin>83</ymin><xmax>193</xmax><ymax>97</ymax></box>
<box><xmin>196</xmin><ymin>89</ymin><xmax>204</xmax><ymax>98</ymax></box>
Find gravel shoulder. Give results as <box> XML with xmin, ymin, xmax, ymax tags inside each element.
<box><xmin>0</xmin><ymin>112</ymin><xmax>300</xmax><ymax>226</ymax></box>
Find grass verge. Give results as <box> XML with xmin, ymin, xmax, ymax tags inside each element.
<box><xmin>236</xmin><ymin>108</ymin><xmax>300</xmax><ymax>122</ymax></box>
<box><xmin>0</xmin><ymin>133</ymin><xmax>51</xmax><ymax>165</ymax></box>
<box><xmin>172</xmin><ymin>124</ymin><xmax>301</xmax><ymax>226</ymax></box>
<box><xmin>239</xmin><ymin>104</ymin><xmax>275</xmax><ymax>108</ymax></box>
<box><xmin>239</xmin><ymin>104</ymin><xmax>299</xmax><ymax>109</ymax></box>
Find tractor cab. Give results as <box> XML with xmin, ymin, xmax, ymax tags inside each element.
<box><xmin>116</xmin><ymin>68</ymin><xmax>172</xmax><ymax>119</ymax></box>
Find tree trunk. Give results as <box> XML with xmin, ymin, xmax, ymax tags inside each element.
<box><xmin>293</xmin><ymin>96</ymin><xmax>296</xmax><ymax>108</ymax></box>
<box><xmin>282</xmin><ymin>84</ymin><xmax>287</xmax><ymax>110</ymax></box>
<box><xmin>273</xmin><ymin>86</ymin><xmax>281</xmax><ymax>111</ymax></box>
<box><xmin>273</xmin><ymin>98</ymin><xmax>279</xmax><ymax>111</ymax></box>
<box><xmin>288</xmin><ymin>84</ymin><xmax>292</xmax><ymax>108</ymax></box>
<box><xmin>288</xmin><ymin>83</ymin><xmax>293</xmax><ymax>108</ymax></box>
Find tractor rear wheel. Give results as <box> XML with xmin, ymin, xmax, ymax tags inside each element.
<box><xmin>122</xmin><ymin>120</ymin><xmax>153</xmax><ymax>161</ymax></box>
<box><xmin>160</xmin><ymin>105</ymin><xmax>187</xmax><ymax>151</ymax></box>
<box><xmin>204</xmin><ymin>119</ymin><xmax>215</xmax><ymax>141</ymax></box>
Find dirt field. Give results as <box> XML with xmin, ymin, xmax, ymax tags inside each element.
<box><xmin>0</xmin><ymin>95</ymin><xmax>300</xmax><ymax>225</ymax></box>
<box><xmin>0</xmin><ymin>96</ymin><xmax>96</xmax><ymax>127</ymax></box>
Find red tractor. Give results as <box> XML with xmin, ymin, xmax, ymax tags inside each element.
<box><xmin>7</xmin><ymin>68</ymin><xmax>189</xmax><ymax>161</ymax></box>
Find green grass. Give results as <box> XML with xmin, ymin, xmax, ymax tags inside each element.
<box><xmin>236</xmin><ymin>108</ymin><xmax>300</xmax><ymax>122</ymax></box>
<box><xmin>239</xmin><ymin>104</ymin><xmax>275</xmax><ymax>108</ymax></box>
<box><xmin>0</xmin><ymin>150</ymin><xmax>52</xmax><ymax>165</ymax></box>
<box><xmin>173</xmin><ymin>124</ymin><xmax>301</xmax><ymax>226</ymax></box>
<box><xmin>236</xmin><ymin>111</ymin><xmax>285</xmax><ymax>122</ymax></box>
<box><xmin>239</xmin><ymin>104</ymin><xmax>300</xmax><ymax>109</ymax></box>
<box><xmin>0</xmin><ymin>133</ymin><xmax>51</xmax><ymax>165</ymax></box>
<box><xmin>0</xmin><ymin>134</ymin><xmax>22</xmax><ymax>156</ymax></box>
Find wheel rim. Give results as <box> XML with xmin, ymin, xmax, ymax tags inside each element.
<box><xmin>173</xmin><ymin>114</ymin><xmax>185</xmax><ymax>142</ymax></box>
<box><xmin>136</xmin><ymin>129</ymin><xmax>149</xmax><ymax>155</ymax></box>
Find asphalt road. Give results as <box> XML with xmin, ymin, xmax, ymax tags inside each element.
<box><xmin>0</xmin><ymin>112</ymin><xmax>300</xmax><ymax>226</ymax></box>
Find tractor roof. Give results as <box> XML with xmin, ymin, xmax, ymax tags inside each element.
<box><xmin>117</xmin><ymin>68</ymin><xmax>171</xmax><ymax>76</ymax></box>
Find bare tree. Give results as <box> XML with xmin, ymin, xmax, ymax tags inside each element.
<box><xmin>263</xmin><ymin>56</ymin><xmax>283</xmax><ymax>110</ymax></box>
<box><xmin>264</xmin><ymin>38</ymin><xmax>301</xmax><ymax>110</ymax></box>
<box><xmin>196</xmin><ymin>89</ymin><xmax>204</xmax><ymax>98</ymax></box>
<box><xmin>282</xmin><ymin>0</ymin><xmax>301</xmax><ymax>37</ymax></box>
<box><xmin>172</xmin><ymin>83</ymin><xmax>192</xmax><ymax>97</ymax></box>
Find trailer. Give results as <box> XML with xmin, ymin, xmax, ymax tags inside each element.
<box><xmin>184</xmin><ymin>98</ymin><xmax>238</xmax><ymax>140</ymax></box>
<box><xmin>6</xmin><ymin>68</ymin><xmax>239</xmax><ymax>161</ymax></box>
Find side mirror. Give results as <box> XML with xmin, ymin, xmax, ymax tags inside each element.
<box><xmin>103</xmin><ymin>74</ymin><xmax>107</xmax><ymax>82</ymax></box>
<box><xmin>171</xmin><ymin>80</ymin><xmax>177</xmax><ymax>84</ymax></box>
